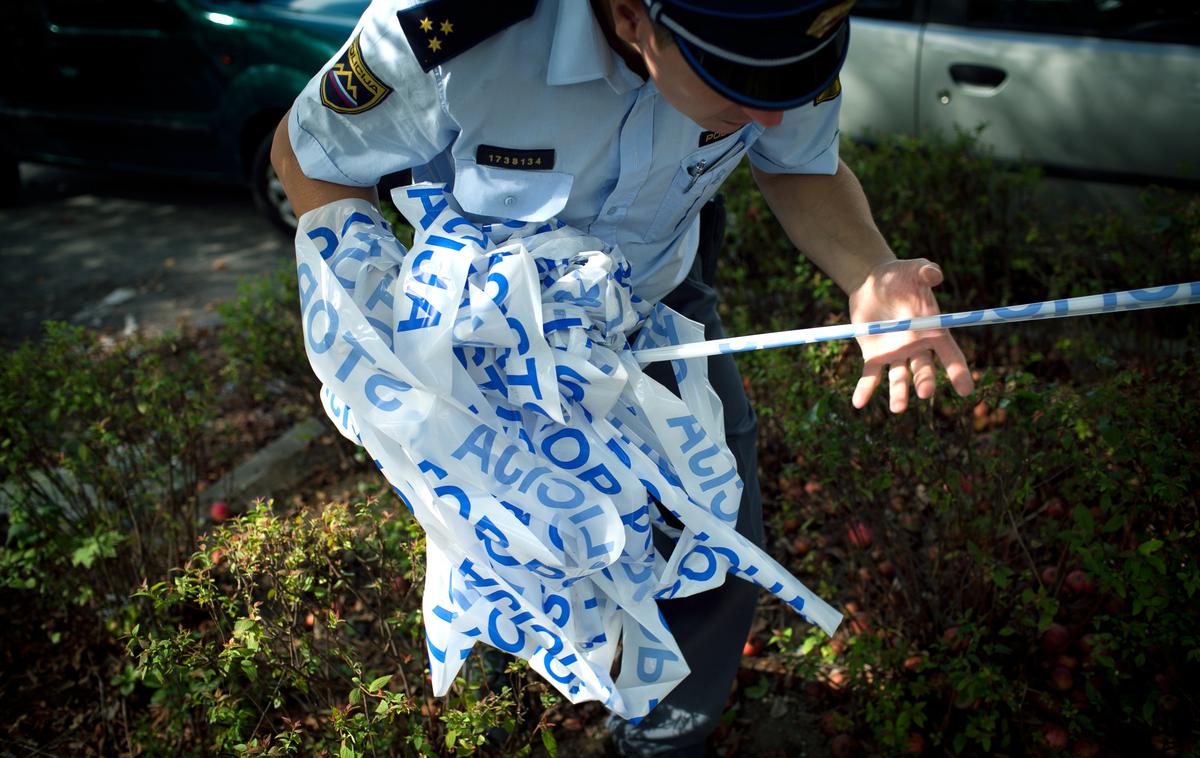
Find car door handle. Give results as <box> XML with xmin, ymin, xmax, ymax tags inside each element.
<box><xmin>949</xmin><ymin>63</ymin><xmax>1007</xmax><ymax>89</ymax></box>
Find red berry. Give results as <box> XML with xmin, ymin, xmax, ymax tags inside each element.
<box><xmin>1042</xmin><ymin>623</ymin><xmax>1071</xmax><ymax>654</ymax></box>
<box><xmin>210</xmin><ymin>501</ymin><xmax>231</xmax><ymax>523</ymax></box>
<box><xmin>904</xmin><ymin>732</ymin><xmax>926</xmax><ymax>755</ymax></box>
<box><xmin>1044</xmin><ymin>496</ymin><xmax>1066</xmax><ymax>518</ymax></box>
<box><xmin>847</xmin><ymin>521</ymin><xmax>873</xmax><ymax>549</ymax></box>
<box><xmin>742</xmin><ymin>639</ymin><xmax>763</xmax><ymax>657</ymax></box>
<box><xmin>1065</xmin><ymin>570</ymin><xmax>1095</xmax><ymax>595</ymax></box>
<box><xmin>1042</xmin><ymin>725</ymin><xmax>1069</xmax><ymax>750</ymax></box>
<box><xmin>1050</xmin><ymin>666</ymin><xmax>1074</xmax><ymax>691</ymax></box>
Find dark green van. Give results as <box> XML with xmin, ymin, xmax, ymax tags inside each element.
<box><xmin>0</xmin><ymin>0</ymin><xmax>369</xmax><ymax>231</ymax></box>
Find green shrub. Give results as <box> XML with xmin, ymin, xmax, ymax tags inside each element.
<box><xmin>216</xmin><ymin>263</ymin><xmax>313</xmax><ymax>409</ymax></box>
<box><xmin>127</xmin><ymin>498</ymin><xmax>555</xmax><ymax>756</ymax></box>
<box><xmin>0</xmin><ymin>323</ymin><xmax>214</xmax><ymax>611</ymax></box>
<box><xmin>713</xmin><ymin>129</ymin><xmax>1198</xmax><ymax>755</ymax></box>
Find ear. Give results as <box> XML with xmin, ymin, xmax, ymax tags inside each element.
<box><xmin>610</xmin><ymin>0</ymin><xmax>651</xmax><ymax>54</ymax></box>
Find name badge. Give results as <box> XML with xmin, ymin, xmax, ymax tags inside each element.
<box><xmin>698</xmin><ymin>130</ymin><xmax>733</xmax><ymax>147</ymax></box>
<box><xmin>476</xmin><ymin>145</ymin><xmax>556</xmax><ymax>170</ymax></box>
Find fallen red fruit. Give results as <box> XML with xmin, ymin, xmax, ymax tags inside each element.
<box><xmin>1050</xmin><ymin>666</ymin><xmax>1074</xmax><ymax>691</ymax></box>
<box><xmin>742</xmin><ymin>639</ymin><xmax>763</xmax><ymax>657</ymax></box>
<box><xmin>792</xmin><ymin>536</ymin><xmax>813</xmax><ymax>556</ymax></box>
<box><xmin>1065</xmin><ymin>570</ymin><xmax>1095</xmax><ymax>595</ymax></box>
<box><xmin>1042</xmin><ymin>623</ymin><xmax>1071</xmax><ymax>654</ymax></box>
<box><xmin>1044</xmin><ymin>495</ymin><xmax>1066</xmax><ymax>518</ymax></box>
<box><xmin>1040</xmin><ymin>566</ymin><xmax>1059</xmax><ymax>587</ymax></box>
<box><xmin>847</xmin><ymin>521</ymin><xmax>873</xmax><ymax>549</ymax></box>
<box><xmin>210</xmin><ymin>501</ymin><xmax>231</xmax><ymax>523</ymax></box>
<box><xmin>904</xmin><ymin>732</ymin><xmax>926</xmax><ymax>755</ymax></box>
<box><xmin>1042</xmin><ymin>724</ymin><xmax>1069</xmax><ymax>750</ymax></box>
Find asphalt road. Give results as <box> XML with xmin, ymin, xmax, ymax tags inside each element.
<box><xmin>0</xmin><ymin>164</ymin><xmax>294</xmax><ymax>347</ymax></box>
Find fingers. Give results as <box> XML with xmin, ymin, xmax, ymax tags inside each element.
<box><xmin>853</xmin><ymin>362</ymin><xmax>883</xmax><ymax>409</ymax></box>
<box><xmin>932</xmin><ymin>334</ymin><xmax>976</xmax><ymax>397</ymax></box>
<box><xmin>909</xmin><ymin>351</ymin><xmax>937</xmax><ymax>400</ymax></box>
<box><xmin>856</xmin><ymin>340</ymin><xmax>971</xmax><ymax>412</ymax></box>
<box><xmin>888</xmin><ymin>363</ymin><xmax>910</xmax><ymax>414</ymax></box>
<box><xmin>854</xmin><ymin>360</ymin><xmax>913</xmax><ymax>413</ymax></box>
<box><xmin>918</xmin><ymin>261</ymin><xmax>944</xmax><ymax>287</ymax></box>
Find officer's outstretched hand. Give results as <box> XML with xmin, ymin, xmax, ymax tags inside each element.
<box><xmin>848</xmin><ymin>258</ymin><xmax>974</xmax><ymax>413</ymax></box>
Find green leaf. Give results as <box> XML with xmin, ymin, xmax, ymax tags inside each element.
<box><xmin>745</xmin><ymin>677</ymin><xmax>771</xmax><ymax>700</ymax></box>
<box><xmin>445</xmin><ymin>730</ymin><xmax>457</xmax><ymax>750</ymax></box>
<box><xmin>540</xmin><ymin>728</ymin><xmax>558</xmax><ymax>758</ymax></box>
<box><xmin>369</xmin><ymin>674</ymin><xmax>393</xmax><ymax>691</ymax></box>
<box><xmin>954</xmin><ymin>733</ymin><xmax>967</xmax><ymax>753</ymax></box>
<box><xmin>349</xmin><ymin>687</ymin><xmax>361</xmax><ymax>705</ymax></box>
<box><xmin>1073</xmin><ymin>505</ymin><xmax>1094</xmax><ymax>536</ymax></box>
<box><xmin>1138</xmin><ymin>539</ymin><xmax>1164</xmax><ymax>556</ymax></box>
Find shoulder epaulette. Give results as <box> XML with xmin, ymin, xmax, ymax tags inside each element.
<box><xmin>398</xmin><ymin>0</ymin><xmax>538</xmax><ymax>73</ymax></box>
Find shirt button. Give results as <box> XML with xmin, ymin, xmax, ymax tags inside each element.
<box><xmin>607</xmin><ymin>207</ymin><xmax>618</xmax><ymax>216</ymax></box>
<box><xmin>504</xmin><ymin>196</ymin><xmax>516</xmax><ymax>207</ymax></box>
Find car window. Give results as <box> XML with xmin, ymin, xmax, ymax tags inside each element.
<box><xmin>964</xmin><ymin>0</ymin><xmax>1200</xmax><ymax>45</ymax></box>
<box><xmin>852</xmin><ymin>0</ymin><xmax>919</xmax><ymax>22</ymax></box>
<box><xmin>44</xmin><ymin>0</ymin><xmax>182</xmax><ymax>30</ymax></box>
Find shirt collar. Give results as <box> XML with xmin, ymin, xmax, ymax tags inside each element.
<box><xmin>547</xmin><ymin>1</ymin><xmax>643</xmax><ymax>94</ymax></box>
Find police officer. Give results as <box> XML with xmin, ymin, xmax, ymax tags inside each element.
<box><xmin>272</xmin><ymin>0</ymin><xmax>974</xmax><ymax>754</ymax></box>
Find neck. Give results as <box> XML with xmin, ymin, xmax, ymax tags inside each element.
<box><xmin>589</xmin><ymin>0</ymin><xmax>649</xmax><ymax>80</ymax></box>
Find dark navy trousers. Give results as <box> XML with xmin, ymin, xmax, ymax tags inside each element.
<box><xmin>610</xmin><ymin>196</ymin><xmax>764</xmax><ymax>756</ymax></box>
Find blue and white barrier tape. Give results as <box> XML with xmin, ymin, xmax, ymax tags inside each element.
<box><xmin>634</xmin><ymin>282</ymin><xmax>1200</xmax><ymax>364</ymax></box>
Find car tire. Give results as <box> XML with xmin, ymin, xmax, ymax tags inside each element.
<box><xmin>250</xmin><ymin>130</ymin><xmax>297</xmax><ymax>235</ymax></box>
<box><xmin>0</xmin><ymin>154</ymin><xmax>19</xmax><ymax>206</ymax></box>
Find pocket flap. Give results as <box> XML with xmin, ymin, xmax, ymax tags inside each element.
<box><xmin>452</xmin><ymin>160</ymin><xmax>573</xmax><ymax>222</ymax></box>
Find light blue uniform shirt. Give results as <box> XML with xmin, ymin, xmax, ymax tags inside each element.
<box><xmin>290</xmin><ymin>0</ymin><xmax>842</xmax><ymax>302</ymax></box>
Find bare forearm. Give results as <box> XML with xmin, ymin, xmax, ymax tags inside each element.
<box><xmin>751</xmin><ymin>160</ymin><xmax>894</xmax><ymax>296</ymax></box>
<box><xmin>270</xmin><ymin>110</ymin><xmax>378</xmax><ymax>220</ymax></box>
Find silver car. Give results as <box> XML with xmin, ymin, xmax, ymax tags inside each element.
<box><xmin>839</xmin><ymin>0</ymin><xmax>1200</xmax><ymax>183</ymax></box>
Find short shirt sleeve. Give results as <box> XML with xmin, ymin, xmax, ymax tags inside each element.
<box><xmin>747</xmin><ymin>95</ymin><xmax>842</xmax><ymax>176</ymax></box>
<box><xmin>289</xmin><ymin>0</ymin><xmax>456</xmax><ymax>187</ymax></box>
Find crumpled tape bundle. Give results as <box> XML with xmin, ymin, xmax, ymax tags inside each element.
<box><xmin>295</xmin><ymin>184</ymin><xmax>841</xmax><ymax>720</ymax></box>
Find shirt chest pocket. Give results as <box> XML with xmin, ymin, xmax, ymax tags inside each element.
<box><xmin>645</xmin><ymin>137</ymin><xmax>748</xmax><ymax>241</ymax></box>
<box><xmin>452</xmin><ymin>159</ymin><xmax>574</xmax><ymax>223</ymax></box>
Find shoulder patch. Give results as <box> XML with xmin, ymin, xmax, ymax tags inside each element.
<box><xmin>814</xmin><ymin>76</ymin><xmax>841</xmax><ymax>107</ymax></box>
<box><xmin>321</xmin><ymin>34</ymin><xmax>393</xmax><ymax>115</ymax></box>
<box><xmin>398</xmin><ymin>0</ymin><xmax>538</xmax><ymax>73</ymax></box>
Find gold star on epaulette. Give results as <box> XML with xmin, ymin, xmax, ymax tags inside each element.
<box><xmin>396</xmin><ymin>0</ymin><xmax>536</xmax><ymax>73</ymax></box>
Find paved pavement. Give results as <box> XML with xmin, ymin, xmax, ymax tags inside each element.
<box><xmin>0</xmin><ymin>164</ymin><xmax>293</xmax><ymax>347</ymax></box>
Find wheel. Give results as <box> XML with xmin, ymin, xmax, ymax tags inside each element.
<box><xmin>0</xmin><ymin>153</ymin><xmax>19</xmax><ymax>206</ymax></box>
<box><xmin>250</xmin><ymin>130</ymin><xmax>297</xmax><ymax>235</ymax></box>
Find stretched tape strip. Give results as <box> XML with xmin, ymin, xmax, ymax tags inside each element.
<box><xmin>634</xmin><ymin>282</ymin><xmax>1200</xmax><ymax>364</ymax></box>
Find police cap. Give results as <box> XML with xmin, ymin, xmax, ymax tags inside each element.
<box><xmin>643</xmin><ymin>0</ymin><xmax>854</xmax><ymax>109</ymax></box>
